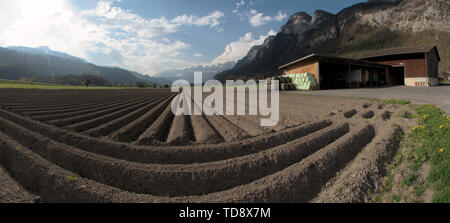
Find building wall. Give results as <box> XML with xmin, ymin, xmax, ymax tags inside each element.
<box><xmin>377</xmin><ymin>58</ymin><xmax>426</xmax><ymax>78</ymax></box>
<box><xmin>284</xmin><ymin>60</ymin><xmax>320</xmax><ymax>88</ymax></box>
<box><xmin>405</xmin><ymin>77</ymin><xmax>439</xmax><ymax>87</ymax></box>
<box><xmin>426</xmin><ymin>50</ymin><xmax>439</xmax><ymax>78</ymax></box>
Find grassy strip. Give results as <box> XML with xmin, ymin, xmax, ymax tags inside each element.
<box><xmin>358</xmin><ymin>97</ymin><xmax>411</xmax><ymax>106</ymax></box>
<box><xmin>0</xmin><ymin>79</ymin><xmax>160</xmax><ymax>90</ymax></box>
<box><xmin>409</xmin><ymin>104</ymin><xmax>450</xmax><ymax>203</ymax></box>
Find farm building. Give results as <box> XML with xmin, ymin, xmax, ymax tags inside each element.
<box><xmin>359</xmin><ymin>46</ymin><xmax>441</xmax><ymax>87</ymax></box>
<box><xmin>279</xmin><ymin>46</ymin><xmax>440</xmax><ymax>90</ymax></box>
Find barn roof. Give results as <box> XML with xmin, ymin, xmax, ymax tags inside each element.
<box><xmin>359</xmin><ymin>45</ymin><xmax>441</xmax><ymax>61</ymax></box>
<box><xmin>278</xmin><ymin>53</ymin><xmax>389</xmax><ymax>69</ymax></box>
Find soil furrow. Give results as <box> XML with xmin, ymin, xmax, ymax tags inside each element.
<box><xmin>19</xmin><ymin>98</ymin><xmax>131</xmax><ymax>116</ymax></box>
<box><xmin>108</xmin><ymin>94</ymin><xmax>176</xmax><ymax>142</ymax></box>
<box><xmin>47</xmin><ymin>98</ymin><xmax>151</xmax><ymax>127</ymax></box>
<box><xmin>65</xmin><ymin>96</ymin><xmax>165</xmax><ymax>132</ymax></box>
<box><xmin>0</xmin><ymin>124</ymin><xmax>374</xmax><ymax>203</ymax></box>
<box><xmin>137</xmin><ymin>103</ymin><xmax>175</xmax><ymax>145</ymax></box>
<box><xmin>0</xmin><ymin>108</ymin><xmax>331</xmax><ymax>164</ymax></box>
<box><xmin>0</xmin><ymin>114</ymin><xmax>348</xmax><ymax>196</ymax></box>
<box><xmin>189</xmin><ymin>97</ymin><xmax>224</xmax><ymax>144</ymax></box>
<box><xmin>84</xmin><ymin>94</ymin><xmax>175</xmax><ymax>137</ymax></box>
<box><xmin>32</xmin><ymin>98</ymin><xmax>146</xmax><ymax>122</ymax></box>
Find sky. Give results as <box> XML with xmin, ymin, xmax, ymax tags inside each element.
<box><xmin>0</xmin><ymin>0</ymin><xmax>364</xmax><ymax>76</ymax></box>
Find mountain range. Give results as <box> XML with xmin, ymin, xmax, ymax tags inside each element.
<box><xmin>0</xmin><ymin>0</ymin><xmax>448</xmax><ymax>84</ymax></box>
<box><xmin>0</xmin><ymin>46</ymin><xmax>172</xmax><ymax>86</ymax></box>
<box><xmin>152</xmin><ymin>62</ymin><xmax>236</xmax><ymax>83</ymax></box>
<box><xmin>0</xmin><ymin>45</ymin><xmax>236</xmax><ymax>85</ymax></box>
<box><xmin>216</xmin><ymin>0</ymin><xmax>449</xmax><ymax>81</ymax></box>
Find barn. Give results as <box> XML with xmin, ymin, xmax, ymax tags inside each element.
<box><xmin>359</xmin><ymin>46</ymin><xmax>441</xmax><ymax>87</ymax></box>
<box><xmin>279</xmin><ymin>46</ymin><xmax>440</xmax><ymax>90</ymax></box>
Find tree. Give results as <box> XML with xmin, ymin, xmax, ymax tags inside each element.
<box><xmin>136</xmin><ymin>81</ymin><xmax>148</xmax><ymax>88</ymax></box>
<box><xmin>164</xmin><ymin>84</ymin><xmax>169</xmax><ymax>88</ymax></box>
<box><xmin>82</xmin><ymin>79</ymin><xmax>92</xmax><ymax>87</ymax></box>
<box><xmin>152</xmin><ymin>83</ymin><xmax>157</xmax><ymax>88</ymax></box>
<box><xmin>28</xmin><ymin>77</ymin><xmax>36</xmax><ymax>84</ymax></box>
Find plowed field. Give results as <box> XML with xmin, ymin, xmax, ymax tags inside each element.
<box><xmin>0</xmin><ymin>89</ymin><xmax>415</xmax><ymax>203</ymax></box>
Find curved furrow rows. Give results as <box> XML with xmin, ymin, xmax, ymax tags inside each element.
<box><xmin>108</xmin><ymin>94</ymin><xmax>177</xmax><ymax>142</ymax></box>
<box><xmin>47</xmin><ymin>97</ymin><xmax>152</xmax><ymax>127</ymax></box>
<box><xmin>0</xmin><ymin>108</ymin><xmax>331</xmax><ymax>164</ymax></box>
<box><xmin>137</xmin><ymin>102</ymin><xmax>175</xmax><ymax>145</ymax></box>
<box><xmin>191</xmin><ymin>93</ymin><xmax>251</xmax><ymax>143</ymax></box>
<box><xmin>1</xmin><ymin>95</ymin><xmax>133</xmax><ymax>111</ymax></box>
<box><xmin>222</xmin><ymin>115</ymin><xmax>267</xmax><ymax>136</ymax></box>
<box><xmin>0</xmin><ymin>123</ymin><xmax>374</xmax><ymax>202</ymax></box>
<box><xmin>84</xmin><ymin>94</ymin><xmax>176</xmax><ymax>137</ymax></box>
<box><xmin>18</xmin><ymin>98</ymin><xmax>134</xmax><ymax>116</ymax></box>
<box><xmin>0</xmin><ymin>113</ymin><xmax>350</xmax><ymax>196</ymax></box>
<box><xmin>189</xmin><ymin>96</ymin><xmax>224</xmax><ymax>144</ymax></box>
<box><xmin>32</xmin><ymin>97</ymin><xmax>147</xmax><ymax>122</ymax></box>
<box><xmin>64</xmin><ymin>95</ymin><xmax>168</xmax><ymax>132</ymax></box>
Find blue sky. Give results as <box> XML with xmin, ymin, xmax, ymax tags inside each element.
<box><xmin>0</xmin><ymin>0</ymin><xmax>364</xmax><ymax>75</ymax></box>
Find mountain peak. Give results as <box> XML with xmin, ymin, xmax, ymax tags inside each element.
<box><xmin>36</xmin><ymin>45</ymin><xmax>51</xmax><ymax>51</ymax></box>
<box><xmin>312</xmin><ymin>10</ymin><xmax>336</xmax><ymax>24</ymax></box>
<box><xmin>287</xmin><ymin>12</ymin><xmax>312</xmax><ymax>24</ymax></box>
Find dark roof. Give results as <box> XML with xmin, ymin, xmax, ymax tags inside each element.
<box><xmin>359</xmin><ymin>45</ymin><xmax>441</xmax><ymax>61</ymax></box>
<box><xmin>279</xmin><ymin>53</ymin><xmax>390</xmax><ymax>69</ymax></box>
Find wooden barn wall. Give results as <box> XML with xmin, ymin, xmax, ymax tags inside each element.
<box><xmin>376</xmin><ymin>59</ymin><xmax>426</xmax><ymax>78</ymax></box>
<box><xmin>284</xmin><ymin>60</ymin><xmax>320</xmax><ymax>85</ymax></box>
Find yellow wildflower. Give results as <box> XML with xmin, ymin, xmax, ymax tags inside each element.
<box><xmin>440</xmin><ymin>125</ymin><xmax>444</xmax><ymax>129</ymax></box>
<box><xmin>440</xmin><ymin>148</ymin><xmax>445</xmax><ymax>152</ymax></box>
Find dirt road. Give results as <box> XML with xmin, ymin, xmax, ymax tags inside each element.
<box><xmin>288</xmin><ymin>86</ymin><xmax>450</xmax><ymax>115</ymax></box>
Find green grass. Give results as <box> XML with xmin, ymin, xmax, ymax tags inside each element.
<box><xmin>391</xmin><ymin>193</ymin><xmax>401</xmax><ymax>202</ymax></box>
<box><xmin>66</xmin><ymin>175</ymin><xmax>78</xmax><ymax>183</ymax></box>
<box><xmin>358</xmin><ymin>97</ymin><xmax>410</xmax><ymax>106</ymax></box>
<box><xmin>393</xmin><ymin>152</ymin><xmax>404</xmax><ymax>167</ymax></box>
<box><xmin>402</xmin><ymin>174</ymin><xmax>417</xmax><ymax>187</ymax></box>
<box><xmin>400</xmin><ymin>111</ymin><xmax>414</xmax><ymax>119</ymax></box>
<box><xmin>0</xmin><ymin>79</ymin><xmax>156</xmax><ymax>90</ymax></box>
<box><xmin>409</xmin><ymin>104</ymin><xmax>450</xmax><ymax>203</ymax></box>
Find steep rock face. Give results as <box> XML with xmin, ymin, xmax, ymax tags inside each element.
<box><xmin>280</xmin><ymin>12</ymin><xmax>312</xmax><ymax>37</ymax></box>
<box><xmin>358</xmin><ymin>0</ymin><xmax>450</xmax><ymax>32</ymax></box>
<box><xmin>216</xmin><ymin>0</ymin><xmax>449</xmax><ymax>80</ymax></box>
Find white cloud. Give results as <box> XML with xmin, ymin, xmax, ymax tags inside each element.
<box><xmin>248</xmin><ymin>10</ymin><xmax>287</xmax><ymax>27</ymax></box>
<box><xmin>194</xmin><ymin>53</ymin><xmax>203</xmax><ymax>57</ymax></box>
<box><xmin>0</xmin><ymin>0</ymin><xmax>98</xmax><ymax>59</ymax></box>
<box><xmin>0</xmin><ymin>0</ymin><xmax>225</xmax><ymax>75</ymax></box>
<box><xmin>232</xmin><ymin>0</ymin><xmax>247</xmax><ymax>21</ymax></box>
<box><xmin>232</xmin><ymin>1</ymin><xmax>286</xmax><ymax>26</ymax></box>
<box><xmin>172</xmin><ymin>11</ymin><xmax>224</xmax><ymax>28</ymax></box>
<box><xmin>211</xmin><ymin>30</ymin><xmax>276</xmax><ymax>65</ymax></box>
<box><xmin>82</xmin><ymin>1</ymin><xmax>225</xmax><ymax>38</ymax></box>
<box><xmin>235</xmin><ymin>0</ymin><xmax>245</xmax><ymax>8</ymax></box>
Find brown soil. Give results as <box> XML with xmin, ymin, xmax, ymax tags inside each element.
<box><xmin>0</xmin><ymin>165</ymin><xmax>35</xmax><ymax>203</ymax></box>
<box><xmin>0</xmin><ymin>89</ymin><xmax>417</xmax><ymax>202</ymax></box>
